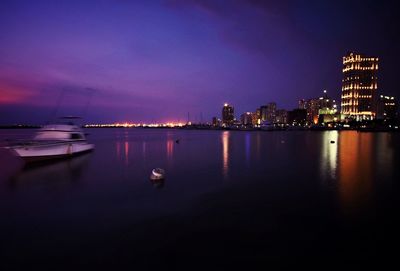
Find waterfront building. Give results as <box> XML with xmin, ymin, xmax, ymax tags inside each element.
<box><xmin>341</xmin><ymin>52</ymin><xmax>379</xmax><ymax>120</ymax></box>
<box><xmin>267</xmin><ymin>102</ymin><xmax>276</xmax><ymax>123</ymax></box>
<box><xmin>260</xmin><ymin>105</ymin><xmax>268</xmax><ymax>121</ymax></box>
<box><xmin>305</xmin><ymin>98</ymin><xmax>320</xmax><ymax>125</ymax></box>
<box><xmin>298</xmin><ymin>99</ymin><xmax>307</xmax><ymax>110</ymax></box>
<box><xmin>240</xmin><ymin>112</ymin><xmax>253</xmax><ymax>126</ymax></box>
<box><xmin>318</xmin><ymin>90</ymin><xmax>338</xmax><ymax>124</ymax></box>
<box><xmin>260</xmin><ymin>102</ymin><xmax>276</xmax><ymax>123</ymax></box>
<box><xmin>287</xmin><ymin>109</ymin><xmax>307</xmax><ymax>126</ymax></box>
<box><xmin>255</xmin><ymin>108</ymin><xmax>261</xmax><ymax>125</ymax></box>
<box><xmin>376</xmin><ymin>95</ymin><xmax>398</xmax><ymax>120</ymax></box>
<box><xmin>222</xmin><ymin>103</ymin><xmax>234</xmax><ymax>125</ymax></box>
<box><xmin>275</xmin><ymin>109</ymin><xmax>288</xmax><ymax>124</ymax></box>
<box><xmin>212</xmin><ymin>117</ymin><xmax>221</xmax><ymax>127</ymax></box>
<box><xmin>302</xmin><ymin>90</ymin><xmax>338</xmax><ymax>125</ymax></box>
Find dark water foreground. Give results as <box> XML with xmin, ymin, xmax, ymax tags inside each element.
<box><xmin>0</xmin><ymin>129</ymin><xmax>399</xmax><ymax>269</ymax></box>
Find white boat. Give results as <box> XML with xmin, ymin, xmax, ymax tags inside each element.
<box><xmin>5</xmin><ymin>122</ymin><xmax>94</xmax><ymax>162</ymax></box>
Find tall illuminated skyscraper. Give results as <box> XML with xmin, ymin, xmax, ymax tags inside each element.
<box><xmin>222</xmin><ymin>103</ymin><xmax>234</xmax><ymax>125</ymax></box>
<box><xmin>341</xmin><ymin>52</ymin><xmax>378</xmax><ymax>120</ymax></box>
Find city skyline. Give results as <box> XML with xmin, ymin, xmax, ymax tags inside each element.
<box><xmin>1</xmin><ymin>0</ymin><xmax>400</xmax><ymax>124</ymax></box>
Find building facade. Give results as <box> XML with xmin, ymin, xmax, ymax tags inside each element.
<box><xmin>302</xmin><ymin>90</ymin><xmax>337</xmax><ymax>125</ymax></box>
<box><xmin>260</xmin><ymin>105</ymin><xmax>268</xmax><ymax>121</ymax></box>
<box><xmin>305</xmin><ymin>98</ymin><xmax>320</xmax><ymax>125</ymax></box>
<box><xmin>287</xmin><ymin>109</ymin><xmax>307</xmax><ymax>126</ymax></box>
<box><xmin>376</xmin><ymin>95</ymin><xmax>398</xmax><ymax>120</ymax></box>
<box><xmin>298</xmin><ymin>99</ymin><xmax>306</xmax><ymax>110</ymax></box>
<box><xmin>275</xmin><ymin>109</ymin><xmax>288</xmax><ymax>124</ymax></box>
<box><xmin>260</xmin><ymin>102</ymin><xmax>276</xmax><ymax>123</ymax></box>
<box><xmin>240</xmin><ymin>112</ymin><xmax>253</xmax><ymax>126</ymax></box>
<box><xmin>341</xmin><ymin>52</ymin><xmax>379</xmax><ymax>120</ymax></box>
<box><xmin>222</xmin><ymin>103</ymin><xmax>234</xmax><ymax>125</ymax></box>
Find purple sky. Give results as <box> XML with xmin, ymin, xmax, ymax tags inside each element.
<box><xmin>1</xmin><ymin>0</ymin><xmax>399</xmax><ymax>124</ymax></box>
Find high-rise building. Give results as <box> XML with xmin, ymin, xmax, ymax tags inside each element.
<box><xmin>222</xmin><ymin>103</ymin><xmax>234</xmax><ymax>125</ymax></box>
<box><xmin>266</xmin><ymin>102</ymin><xmax>277</xmax><ymax>123</ymax></box>
<box><xmin>275</xmin><ymin>109</ymin><xmax>288</xmax><ymax>124</ymax></box>
<box><xmin>304</xmin><ymin>90</ymin><xmax>338</xmax><ymax>125</ymax></box>
<box><xmin>341</xmin><ymin>52</ymin><xmax>379</xmax><ymax>120</ymax></box>
<box><xmin>305</xmin><ymin>98</ymin><xmax>320</xmax><ymax>125</ymax></box>
<box><xmin>212</xmin><ymin>117</ymin><xmax>220</xmax><ymax>127</ymax></box>
<box><xmin>240</xmin><ymin>112</ymin><xmax>253</xmax><ymax>126</ymax></box>
<box><xmin>318</xmin><ymin>90</ymin><xmax>339</xmax><ymax>123</ymax></box>
<box><xmin>298</xmin><ymin>99</ymin><xmax>306</xmax><ymax>110</ymax></box>
<box><xmin>259</xmin><ymin>102</ymin><xmax>276</xmax><ymax>123</ymax></box>
<box><xmin>376</xmin><ymin>95</ymin><xmax>398</xmax><ymax>120</ymax></box>
<box><xmin>255</xmin><ymin>108</ymin><xmax>261</xmax><ymax>125</ymax></box>
<box><xmin>260</xmin><ymin>105</ymin><xmax>268</xmax><ymax>121</ymax></box>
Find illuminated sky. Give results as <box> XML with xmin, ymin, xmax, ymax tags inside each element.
<box><xmin>0</xmin><ymin>0</ymin><xmax>399</xmax><ymax>124</ymax></box>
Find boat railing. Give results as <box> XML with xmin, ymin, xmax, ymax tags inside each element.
<box><xmin>5</xmin><ymin>139</ymin><xmax>86</xmax><ymax>148</ymax></box>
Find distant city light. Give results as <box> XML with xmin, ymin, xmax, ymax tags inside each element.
<box><xmin>84</xmin><ymin>122</ymin><xmax>185</xmax><ymax>128</ymax></box>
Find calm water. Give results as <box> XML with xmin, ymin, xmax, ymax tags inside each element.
<box><xmin>0</xmin><ymin>129</ymin><xmax>399</xmax><ymax>269</ymax></box>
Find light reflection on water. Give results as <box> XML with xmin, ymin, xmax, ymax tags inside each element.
<box><xmin>0</xmin><ymin>130</ymin><xmax>397</xmax><ymax>187</ymax></box>
<box><xmin>142</xmin><ymin>141</ymin><xmax>146</xmax><ymax>157</ymax></box>
<box><xmin>116</xmin><ymin>141</ymin><xmax>121</xmax><ymax>159</ymax></box>
<box><xmin>0</xmin><ymin>129</ymin><xmax>397</xmax><ymax>218</ymax></box>
<box><xmin>124</xmin><ymin>141</ymin><xmax>129</xmax><ymax>165</ymax></box>
<box><xmin>222</xmin><ymin>131</ymin><xmax>229</xmax><ymax>179</ymax></box>
<box><xmin>338</xmin><ymin>131</ymin><xmax>373</xmax><ymax>214</ymax></box>
<box><xmin>376</xmin><ymin>132</ymin><xmax>394</xmax><ymax>183</ymax></box>
<box><xmin>166</xmin><ymin>139</ymin><xmax>174</xmax><ymax>160</ymax></box>
<box><xmin>320</xmin><ymin>130</ymin><xmax>338</xmax><ymax>183</ymax></box>
<box><xmin>0</xmin><ymin>129</ymin><xmax>398</xmax><ymax>265</ymax></box>
<box><xmin>245</xmin><ymin>132</ymin><xmax>251</xmax><ymax>167</ymax></box>
<box><xmin>7</xmin><ymin>152</ymin><xmax>92</xmax><ymax>190</ymax></box>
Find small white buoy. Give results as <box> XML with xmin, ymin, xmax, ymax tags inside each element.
<box><xmin>150</xmin><ymin>168</ymin><xmax>165</xmax><ymax>180</ymax></box>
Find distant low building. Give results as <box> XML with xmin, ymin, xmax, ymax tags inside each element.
<box><xmin>317</xmin><ymin>90</ymin><xmax>338</xmax><ymax>124</ymax></box>
<box><xmin>302</xmin><ymin>90</ymin><xmax>337</xmax><ymax>125</ymax></box>
<box><xmin>212</xmin><ymin>117</ymin><xmax>221</xmax><ymax>127</ymax></box>
<box><xmin>275</xmin><ymin>109</ymin><xmax>288</xmax><ymax>124</ymax></box>
<box><xmin>287</xmin><ymin>109</ymin><xmax>307</xmax><ymax>126</ymax></box>
<box><xmin>376</xmin><ymin>95</ymin><xmax>398</xmax><ymax>120</ymax></box>
<box><xmin>318</xmin><ymin>113</ymin><xmax>341</xmax><ymax>124</ymax></box>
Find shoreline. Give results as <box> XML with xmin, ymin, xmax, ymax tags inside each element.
<box><xmin>1</xmin><ymin>125</ymin><xmax>398</xmax><ymax>132</ymax></box>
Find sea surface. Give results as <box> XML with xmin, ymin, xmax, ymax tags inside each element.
<box><xmin>0</xmin><ymin>129</ymin><xmax>399</xmax><ymax>269</ymax></box>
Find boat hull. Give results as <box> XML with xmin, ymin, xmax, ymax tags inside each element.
<box><xmin>9</xmin><ymin>142</ymin><xmax>94</xmax><ymax>163</ymax></box>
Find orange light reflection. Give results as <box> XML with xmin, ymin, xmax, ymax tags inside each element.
<box><xmin>222</xmin><ymin>131</ymin><xmax>229</xmax><ymax>178</ymax></box>
<box><xmin>338</xmin><ymin>131</ymin><xmax>373</xmax><ymax>215</ymax></box>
